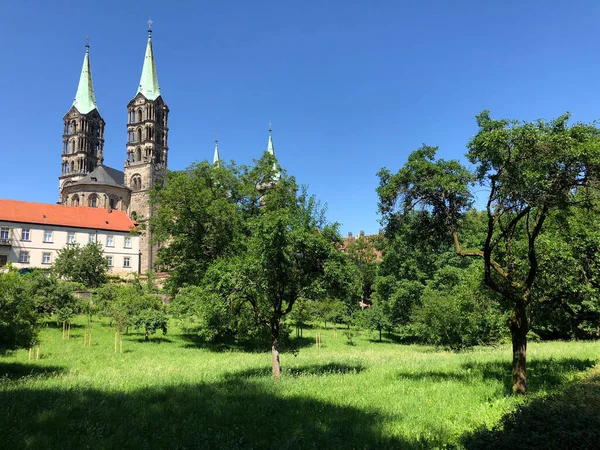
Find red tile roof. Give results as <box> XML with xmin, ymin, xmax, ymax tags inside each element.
<box><xmin>0</xmin><ymin>199</ymin><xmax>136</xmax><ymax>232</ymax></box>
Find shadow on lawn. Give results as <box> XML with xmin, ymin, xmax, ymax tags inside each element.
<box><xmin>226</xmin><ymin>362</ymin><xmax>367</xmax><ymax>379</ymax></box>
<box><xmin>462</xmin><ymin>367</ymin><xmax>600</xmax><ymax>449</ymax></box>
<box><xmin>0</xmin><ymin>365</ymin><xmax>413</xmax><ymax>450</ymax></box>
<box><xmin>0</xmin><ymin>362</ymin><xmax>65</xmax><ymax>381</ymax></box>
<box><xmin>396</xmin><ymin>358</ymin><xmax>596</xmax><ymax>395</ymax></box>
<box><xmin>179</xmin><ymin>333</ymin><xmax>315</xmax><ymax>353</ymax></box>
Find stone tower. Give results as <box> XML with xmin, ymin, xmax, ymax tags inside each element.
<box><xmin>123</xmin><ymin>25</ymin><xmax>169</xmax><ymax>272</ymax></box>
<box><xmin>59</xmin><ymin>42</ymin><xmax>105</xmax><ymax>201</ymax></box>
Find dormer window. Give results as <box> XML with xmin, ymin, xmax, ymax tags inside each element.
<box><xmin>91</xmin><ymin>177</ymin><xmax>97</xmax><ymax>182</ymax></box>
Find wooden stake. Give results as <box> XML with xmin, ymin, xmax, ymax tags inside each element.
<box><xmin>28</xmin><ymin>348</ymin><xmax>32</xmax><ymax>361</ymax></box>
<box><xmin>88</xmin><ymin>332</ymin><xmax>92</xmax><ymax>347</ymax></box>
<box><xmin>84</xmin><ymin>332</ymin><xmax>87</xmax><ymax>347</ymax></box>
<box><xmin>62</xmin><ymin>321</ymin><xmax>66</xmax><ymax>340</ymax></box>
<box><xmin>36</xmin><ymin>345</ymin><xmax>40</xmax><ymax>360</ymax></box>
<box><xmin>67</xmin><ymin>322</ymin><xmax>71</xmax><ymax>340</ymax></box>
<box><xmin>120</xmin><ymin>333</ymin><xmax>123</xmax><ymax>354</ymax></box>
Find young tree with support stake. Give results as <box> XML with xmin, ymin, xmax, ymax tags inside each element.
<box><xmin>377</xmin><ymin>111</ymin><xmax>600</xmax><ymax>393</ymax></box>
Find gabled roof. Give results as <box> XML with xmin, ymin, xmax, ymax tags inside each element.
<box><xmin>0</xmin><ymin>199</ymin><xmax>136</xmax><ymax>232</ymax></box>
<box><xmin>72</xmin><ymin>44</ymin><xmax>99</xmax><ymax>115</ymax></box>
<box><xmin>137</xmin><ymin>30</ymin><xmax>161</xmax><ymax>101</ymax></box>
<box><xmin>71</xmin><ymin>165</ymin><xmax>125</xmax><ymax>189</ymax></box>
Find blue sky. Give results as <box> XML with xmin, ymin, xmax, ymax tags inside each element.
<box><xmin>1</xmin><ymin>0</ymin><xmax>600</xmax><ymax>235</ymax></box>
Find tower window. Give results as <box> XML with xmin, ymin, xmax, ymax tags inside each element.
<box><xmin>137</xmin><ymin>109</ymin><xmax>142</xmax><ymax>122</ymax></box>
<box><xmin>89</xmin><ymin>195</ymin><xmax>98</xmax><ymax>208</ymax></box>
<box><xmin>131</xmin><ymin>175</ymin><xmax>142</xmax><ymax>190</ymax></box>
<box><xmin>136</xmin><ymin>148</ymin><xmax>142</xmax><ymax>162</ymax></box>
<box><xmin>137</xmin><ymin>128</ymin><xmax>142</xmax><ymax>143</ymax></box>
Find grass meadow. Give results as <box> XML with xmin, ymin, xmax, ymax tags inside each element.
<box><xmin>1</xmin><ymin>316</ymin><xmax>599</xmax><ymax>449</ymax></box>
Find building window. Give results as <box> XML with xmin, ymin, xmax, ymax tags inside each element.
<box><xmin>106</xmin><ymin>235</ymin><xmax>114</xmax><ymax>247</ymax></box>
<box><xmin>0</xmin><ymin>255</ymin><xmax>7</xmax><ymax>267</ymax></box>
<box><xmin>0</xmin><ymin>227</ymin><xmax>9</xmax><ymax>239</ymax></box>
<box><xmin>124</xmin><ymin>236</ymin><xmax>131</xmax><ymax>249</ymax></box>
<box><xmin>44</xmin><ymin>230</ymin><xmax>52</xmax><ymax>243</ymax></box>
<box><xmin>21</xmin><ymin>228</ymin><xmax>30</xmax><ymax>241</ymax></box>
<box><xmin>42</xmin><ymin>253</ymin><xmax>52</xmax><ymax>264</ymax></box>
<box><xmin>89</xmin><ymin>234</ymin><xmax>95</xmax><ymax>244</ymax></box>
<box><xmin>18</xmin><ymin>251</ymin><xmax>30</xmax><ymax>263</ymax></box>
<box><xmin>109</xmin><ymin>198</ymin><xmax>117</xmax><ymax>209</ymax></box>
<box><xmin>106</xmin><ymin>256</ymin><xmax>113</xmax><ymax>267</ymax></box>
<box><xmin>90</xmin><ymin>196</ymin><xmax>97</xmax><ymax>208</ymax></box>
<box><xmin>67</xmin><ymin>232</ymin><xmax>76</xmax><ymax>244</ymax></box>
<box><xmin>123</xmin><ymin>257</ymin><xmax>131</xmax><ymax>268</ymax></box>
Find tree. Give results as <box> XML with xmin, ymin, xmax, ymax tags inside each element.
<box><xmin>377</xmin><ymin>112</ymin><xmax>600</xmax><ymax>393</ymax></box>
<box><xmin>53</xmin><ymin>243</ymin><xmax>109</xmax><ymax>288</ymax></box>
<box><xmin>151</xmin><ymin>161</ymin><xmax>246</xmax><ymax>292</ymax></box>
<box><xmin>0</xmin><ymin>266</ymin><xmax>38</xmax><ymax>349</ymax></box>
<box><xmin>155</xmin><ymin>153</ymin><xmax>359</xmax><ymax>378</ymax></box>
<box><xmin>206</xmin><ymin>189</ymin><xmax>356</xmax><ymax>378</ymax></box>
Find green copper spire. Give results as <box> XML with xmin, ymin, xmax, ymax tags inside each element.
<box><xmin>137</xmin><ymin>22</ymin><xmax>161</xmax><ymax>100</ymax></box>
<box><xmin>213</xmin><ymin>135</ymin><xmax>220</xmax><ymax>166</ymax></box>
<box><xmin>72</xmin><ymin>42</ymin><xmax>98</xmax><ymax>114</ymax></box>
<box><xmin>267</xmin><ymin>123</ymin><xmax>280</xmax><ymax>181</ymax></box>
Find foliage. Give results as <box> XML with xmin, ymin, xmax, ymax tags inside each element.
<box><xmin>0</xmin><ymin>267</ymin><xmax>39</xmax><ymax>349</ymax></box>
<box><xmin>94</xmin><ymin>278</ymin><xmax>168</xmax><ymax>340</ymax></box>
<box><xmin>412</xmin><ymin>264</ymin><xmax>506</xmax><ymax>350</ymax></box>
<box><xmin>53</xmin><ymin>243</ymin><xmax>109</xmax><ymax>288</ymax></box>
<box><xmin>153</xmin><ymin>153</ymin><xmax>360</xmax><ymax>376</ymax></box>
<box><xmin>377</xmin><ymin>112</ymin><xmax>600</xmax><ymax>393</ymax></box>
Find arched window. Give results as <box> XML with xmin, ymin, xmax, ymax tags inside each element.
<box><xmin>70</xmin><ymin>161</ymin><xmax>75</xmax><ymax>172</ymax></box>
<box><xmin>131</xmin><ymin>174</ymin><xmax>142</xmax><ymax>190</ymax></box>
<box><xmin>137</xmin><ymin>128</ymin><xmax>142</xmax><ymax>143</ymax></box>
<box><xmin>66</xmin><ymin>122</ymin><xmax>71</xmax><ymax>134</ymax></box>
<box><xmin>137</xmin><ymin>109</ymin><xmax>142</xmax><ymax>122</ymax></box>
<box><xmin>72</xmin><ymin>195</ymin><xmax>80</xmax><ymax>207</ymax></box>
<box><xmin>71</xmin><ymin>121</ymin><xmax>77</xmax><ymax>133</ymax></box>
<box><xmin>109</xmin><ymin>197</ymin><xmax>117</xmax><ymax>209</ymax></box>
<box><xmin>130</xmin><ymin>211</ymin><xmax>138</xmax><ymax>221</ymax></box>
<box><xmin>89</xmin><ymin>195</ymin><xmax>98</xmax><ymax>208</ymax></box>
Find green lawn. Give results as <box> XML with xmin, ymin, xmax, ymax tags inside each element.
<box><xmin>1</xmin><ymin>317</ymin><xmax>599</xmax><ymax>449</ymax></box>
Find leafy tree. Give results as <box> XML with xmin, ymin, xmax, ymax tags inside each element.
<box><xmin>377</xmin><ymin>112</ymin><xmax>600</xmax><ymax>393</ymax></box>
<box><xmin>344</xmin><ymin>233</ymin><xmax>382</xmax><ymax>303</ymax></box>
<box><xmin>151</xmin><ymin>161</ymin><xmax>245</xmax><ymax>292</ymax></box>
<box><xmin>53</xmin><ymin>243</ymin><xmax>109</xmax><ymax>288</ymax></box>
<box><xmin>155</xmin><ymin>153</ymin><xmax>359</xmax><ymax>377</ymax></box>
<box><xmin>532</xmin><ymin>205</ymin><xmax>600</xmax><ymax>339</ymax></box>
<box><xmin>0</xmin><ymin>266</ymin><xmax>38</xmax><ymax>349</ymax></box>
<box><xmin>95</xmin><ymin>279</ymin><xmax>168</xmax><ymax>340</ymax></box>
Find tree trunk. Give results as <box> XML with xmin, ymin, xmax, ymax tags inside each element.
<box><xmin>379</xmin><ymin>327</ymin><xmax>382</xmax><ymax>342</ymax></box>
<box><xmin>510</xmin><ymin>301</ymin><xmax>528</xmax><ymax>394</ymax></box>
<box><xmin>145</xmin><ymin>328</ymin><xmax>149</xmax><ymax>342</ymax></box>
<box><xmin>271</xmin><ymin>320</ymin><xmax>281</xmax><ymax>379</ymax></box>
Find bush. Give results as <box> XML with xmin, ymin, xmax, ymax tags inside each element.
<box><xmin>412</xmin><ymin>265</ymin><xmax>505</xmax><ymax>350</ymax></box>
<box><xmin>0</xmin><ymin>268</ymin><xmax>39</xmax><ymax>349</ymax></box>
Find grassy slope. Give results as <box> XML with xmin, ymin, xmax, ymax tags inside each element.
<box><xmin>1</xmin><ymin>317</ymin><xmax>599</xmax><ymax>449</ymax></box>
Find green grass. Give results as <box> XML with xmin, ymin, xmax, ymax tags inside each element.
<box><xmin>1</xmin><ymin>317</ymin><xmax>599</xmax><ymax>449</ymax></box>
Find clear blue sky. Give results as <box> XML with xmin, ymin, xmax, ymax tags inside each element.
<box><xmin>2</xmin><ymin>0</ymin><xmax>600</xmax><ymax>235</ymax></box>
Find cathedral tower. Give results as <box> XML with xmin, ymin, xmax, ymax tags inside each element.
<box><xmin>59</xmin><ymin>42</ymin><xmax>105</xmax><ymax>201</ymax></box>
<box><xmin>124</xmin><ymin>24</ymin><xmax>169</xmax><ymax>272</ymax></box>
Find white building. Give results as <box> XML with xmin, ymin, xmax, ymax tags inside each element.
<box><xmin>0</xmin><ymin>199</ymin><xmax>140</xmax><ymax>274</ymax></box>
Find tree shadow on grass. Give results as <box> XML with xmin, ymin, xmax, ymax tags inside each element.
<box><xmin>226</xmin><ymin>362</ymin><xmax>367</xmax><ymax>379</ymax></box>
<box><xmin>462</xmin><ymin>367</ymin><xmax>600</xmax><ymax>449</ymax></box>
<box><xmin>179</xmin><ymin>333</ymin><xmax>315</xmax><ymax>353</ymax></box>
<box><xmin>0</xmin><ymin>371</ymin><xmax>414</xmax><ymax>449</ymax></box>
<box><xmin>396</xmin><ymin>358</ymin><xmax>596</xmax><ymax>395</ymax></box>
<box><xmin>0</xmin><ymin>362</ymin><xmax>65</xmax><ymax>381</ymax></box>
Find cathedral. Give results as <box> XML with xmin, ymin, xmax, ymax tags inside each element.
<box><xmin>57</xmin><ymin>26</ymin><xmax>278</xmax><ymax>273</ymax></box>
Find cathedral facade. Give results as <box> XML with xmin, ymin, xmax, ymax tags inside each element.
<box><xmin>58</xmin><ymin>27</ymin><xmax>167</xmax><ymax>273</ymax></box>
<box><xmin>57</xmin><ymin>27</ymin><xmax>279</xmax><ymax>274</ymax></box>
